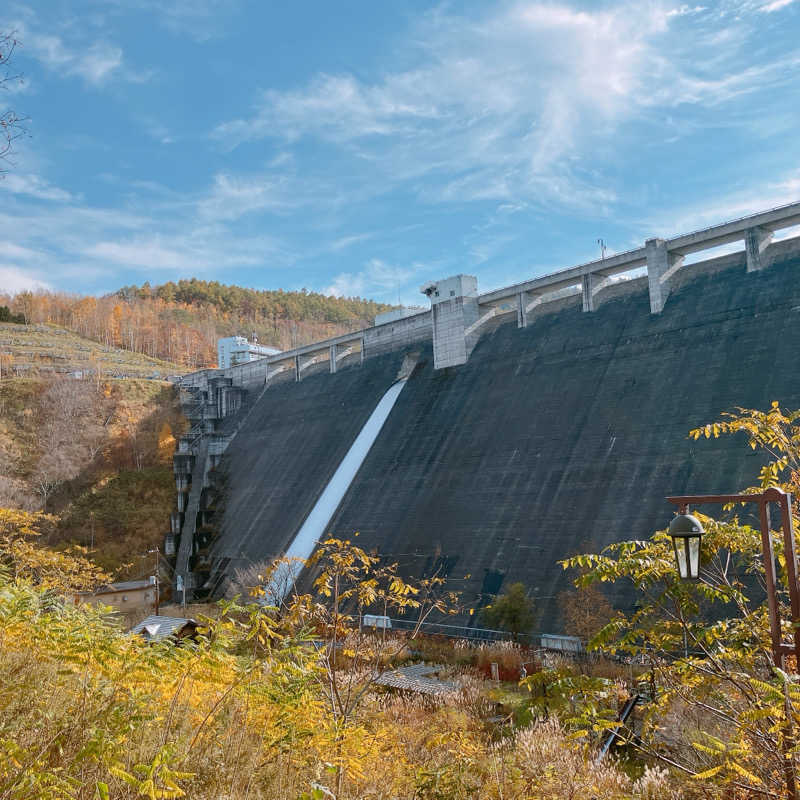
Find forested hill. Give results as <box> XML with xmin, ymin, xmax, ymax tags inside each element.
<box><xmin>0</xmin><ymin>281</ymin><xmax>394</xmax><ymax>369</ymax></box>
<box><xmin>117</xmin><ymin>279</ymin><xmax>390</xmax><ymax>326</ymax></box>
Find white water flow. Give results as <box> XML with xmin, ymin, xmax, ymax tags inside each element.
<box><xmin>267</xmin><ymin>379</ymin><xmax>408</xmax><ymax>603</ymax></box>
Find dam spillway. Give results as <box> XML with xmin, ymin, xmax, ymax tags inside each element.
<box><xmin>170</xmin><ymin>203</ymin><xmax>800</xmax><ymax>629</ymax></box>
<box><xmin>284</xmin><ymin>379</ymin><xmax>408</xmax><ymax>567</ymax></box>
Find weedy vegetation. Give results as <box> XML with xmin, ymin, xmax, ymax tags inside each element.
<box><xmin>1</xmin><ymin>404</ymin><xmax>799</xmax><ymax>799</ymax></box>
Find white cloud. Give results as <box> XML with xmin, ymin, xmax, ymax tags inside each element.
<box><xmin>760</xmin><ymin>0</ymin><xmax>796</xmax><ymax>10</ymax></box>
<box><xmin>210</xmin><ymin>1</ymin><xmax>800</xmax><ymax>220</ymax></box>
<box><xmin>25</xmin><ymin>30</ymin><xmax>123</xmax><ymax>85</ymax></box>
<box><xmin>84</xmin><ymin>239</ymin><xmax>199</xmax><ymax>271</ymax></box>
<box><xmin>3</xmin><ymin>0</ymin><xmax>797</xmax><ymax>297</ymax></box>
<box><xmin>324</xmin><ymin>258</ymin><xmax>419</xmax><ymax>299</ymax></box>
<box><xmin>667</xmin><ymin>5</ymin><xmax>708</xmax><ymax>16</ymax></box>
<box><xmin>0</xmin><ymin>242</ymin><xmax>43</xmax><ymax>261</ymax></box>
<box><xmin>0</xmin><ymin>156</ymin><xmax>309</xmax><ymax>291</ymax></box>
<box><xmin>200</xmin><ymin>173</ymin><xmax>300</xmax><ymax>221</ymax></box>
<box><xmin>82</xmin><ymin>230</ymin><xmax>276</xmax><ymax>273</ymax></box>
<box><xmin>646</xmin><ymin>169</ymin><xmax>800</xmax><ymax>238</ymax></box>
<box><xmin>3</xmin><ymin>173</ymin><xmax>73</xmax><ymax>201</ymax></box>
<box><xmin>216</xmin><ymin>1</ymin><xmax>793</xmax><ymax>212</ymax></box>
<box><xmin>329</xmin><ymin>233</ymin><xmax>374</xmax><ymax>252</ymax></box>
<box><xmin>0</xmin><ymin>265</ymin><xmax>51</xmax><ymax>293</ymax></box>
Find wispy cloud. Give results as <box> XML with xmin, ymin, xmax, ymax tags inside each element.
<box><xmin>646</xmin><ymin>169</ymin><xmax>800</xmax><ymax>238</ymax></box>
<box><xmin>760</xmin><ymin>0</ymin><xmax>797</xmax><ymax>11</ymax></box>
<box><xmin>7</xmin><ymin>15</ymin><xmax>151</xmax><ymax>87</ymax></box>
<box><xmin>213</xmin><ymin>1</ymin><xmax>795</xmax><ymax>213</ymax></box>
<box><xmin>3</xmin><ymin>173</ymin><xmax>73</xmax><ymax>201</ymax></box>
<box><xmin>324</xmin><ymin>258</ymin><xmax>422</xmax><ymax>300</ymax></box>
<box><xmin>0</xmin><ymin>175</ymin><xmax>297</xmax><ymax>287</ymax></box>
<box><xmin>667</xmin><ymin>5</ymin><xmax>708</xmax><ymax>16</ymax></box>
<box><xmin>199</xmin><ymin>172</ymin><xmax>314</xmax><ymax>221</ymax></box>
<box><xmin>0</xmin><ymin>242</ymin><xmax>45</xmax><ymax>261</ymax></box>
<box><xmin>329</xmin><ymin>233</ymin><xmax>374</xmax><ymax>252</ymax></box>
<box><xmin>24</xmin><ymin>30</ymin><xmax>123</xmax><ymax>85</ymax></box>
<box><xmin>0</xmin><ymin>265</ymin><xmax>51</xmax><ymax>293</ymax></box>
<box><xmin>1</xmin><ymin>0</ymin><xmax>798</xmax><ymax>302</ymax></box>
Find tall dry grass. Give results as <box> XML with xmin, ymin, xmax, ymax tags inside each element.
<box><xmin>0</xmin><ymin>577</ymin><xmax>696</xmax><ymax>799</ymax></box>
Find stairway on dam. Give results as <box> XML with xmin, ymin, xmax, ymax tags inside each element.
<box><xmin>169</xmin><ymin>205</ymin><xmax>800</xmax><ymax>628</ymax></box>
<box><xmin>175</xmin><ymin>438</ymin><xmax>208</xmax><ymax>590</ymax></box>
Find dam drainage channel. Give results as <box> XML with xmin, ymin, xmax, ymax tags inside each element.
<box><xmin>268</xmin><ymin>378</ymin><xmax>408</xmax><ymax>602</ymax></box>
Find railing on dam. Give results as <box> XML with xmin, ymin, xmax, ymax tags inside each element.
<box><xmin>373</xmin><ymin>617</ymin><xmax>595</xmax><ymax>656</ymax></box>
<box><xmin>177</xmin><ymin>200</ymin><xmax>800</xmax><ymax>385</ymax></box>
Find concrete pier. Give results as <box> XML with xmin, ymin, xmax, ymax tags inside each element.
<box><xmin>421</xmin><ymin>275</ymin><xmax>479</xmax><ymax>369</ymax></box>
<box><xmin>645</xmin><ymin>238</ymin><xmax>684</xmax><ymax>314</ymax></box>
<box><xmin>746</xmin><ymin>226</ymin><xmax>774</xmax><ymax>272</ymax></box>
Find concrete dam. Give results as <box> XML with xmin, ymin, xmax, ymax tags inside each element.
<box><xmin>168</xmin><ymin>203</ymin><xmax>800</xmax><ymax>629</ymax></box>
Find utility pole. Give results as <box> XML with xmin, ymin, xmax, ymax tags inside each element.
<box><xmin>176</xmin><ymin>574</ymin><xmax>186</xmax><ymax>612</ymax></box>
<box><xmin>148</xmin><ymin>546</ymin><xmax>160</xmax><ymax>615</ymax></box>
<box><xmin>597</xmin><ymin>238</ymin><xmax>607</xmax><ymax>261</ymax></box>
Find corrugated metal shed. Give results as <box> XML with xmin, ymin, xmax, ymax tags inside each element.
<box><xmin>129</xmin><ymin>615</ymin><xmax>198</xmax><ymax>642</ymax></box>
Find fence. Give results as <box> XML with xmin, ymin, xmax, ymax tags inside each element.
<box><xmin>374</xmin><ymin>616</ymin><xmax>586</xmax><ymax>652</ymax></box>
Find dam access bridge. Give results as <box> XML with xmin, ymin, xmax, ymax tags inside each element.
<box><xmin>168</xmin><ymin>202</ymin><xmax>800</xmax><ymax>627</ymax></box>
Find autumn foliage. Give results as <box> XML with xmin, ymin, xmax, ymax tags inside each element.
<box><xmin>0</xmin><ymin>533</ymin><xmax>688</xmax><ymax>799</ymax></box>
<box><xmin>1</xmin><ymin>280</ymin><xmax>392</xmax><ymax>369</ymax></box>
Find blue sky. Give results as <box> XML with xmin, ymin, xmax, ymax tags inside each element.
<box><xmin>1</xmin><ymin>0</ymin><xmax>799</xmax><ymax>304</ymax></box>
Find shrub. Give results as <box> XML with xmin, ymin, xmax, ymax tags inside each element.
<box><xmin>479</xmin><ymin>582</ymin><xmax>535</xmax><ymax>640</ymax></box>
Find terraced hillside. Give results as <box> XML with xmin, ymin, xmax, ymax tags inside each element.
<box><xmin>0</xmin><ymin>322</ymin><xmax>181</xmax><ymax>378</ymax></box>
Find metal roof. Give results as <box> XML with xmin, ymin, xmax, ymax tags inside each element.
<box><xmin>96</xmin><ymin>578</ymin><xmax>155</xmax><ymax>593</ymax></box>
<box><xmin>375</xmin><ymin>664</ymin><xmax>457</xmax><ymax>696</ymax></box>
<box><xmin>129</xmin><ymin>615</ymin><xmax>196</xmax><ymax>642</ymax></box>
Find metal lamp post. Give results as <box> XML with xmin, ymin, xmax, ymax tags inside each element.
<box><xmin>666</xmin><ymin>487</ymin><xmax>800</xmax><ymax>669</ymax></box>
<box><xmin>668</xmin><ymin>513</ymin><xmax>704</xmax><ymax>580</ymax></box>
<box><xmin>666</xmin><ymin>487</ymin><xmax>800</xmax><ymax>800</ymax></box>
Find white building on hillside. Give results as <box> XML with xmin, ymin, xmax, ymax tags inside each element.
<box><xmin>217</xmin><ymin>336</ymin><xmax>281</xmax><ymax>369</ymax></box>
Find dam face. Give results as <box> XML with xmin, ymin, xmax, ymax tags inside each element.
<box><xmin>172</xmin><ymin>205</ymin><xmax>800</xmax><ymax>630</ymax></box>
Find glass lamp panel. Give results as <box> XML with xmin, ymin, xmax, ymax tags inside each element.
<box><xmin>688</xmin><ymin>535</ymin><xmax>701</xmax><ymax>579</ymax></box>
<box><xmin>673</xmin><ymin>538</ymin><xmax>688</xmax><ymax>579</ymax></box>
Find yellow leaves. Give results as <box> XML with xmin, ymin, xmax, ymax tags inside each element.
<box><xmin>157</xmin><ymin>422</ymin><xmax>175</xmax><ymax>459</ymax></box>
<box><xmin>110</xmin><ymin>748</ymin><xmax>195</xmax><ymax>799</ymax></box>
<box><xmin>0</xmin><ymin>534</ymin><xmax>467</xmax><ymax>800</ymax></box>
<box><xmin>388</xmin><ymin>577</ymin><xmax>419</xmax><ymax>597</ymax></box>
<box><xmin>0</xmin><ymin>506</ymin><xmax>111</xmax><ymax>592</ymax></box>
<box><xmin>689</xmin><ymin>733</ymin><xmax>764</xmax><ymax>788</ymax></box>
<box><xmin>689</xmin><ymin>422</ymin><xmax>725</xmax><ymax>440</ymax></box>
<box><xmin>0</xmin><ymin>506</ymin><xmax>55</xmax><ymax>539</ymax></box>
<box><xmin>692</xmin><ymin>764</ymin><xmax>724</xmax><ymax>780</ymax></box>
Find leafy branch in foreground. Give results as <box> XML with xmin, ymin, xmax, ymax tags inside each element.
<box><xmin>245</xmin><ymin>536</ymin><xmax>461</xmax><ymax>798</ymax></box>
<box><xmin>0</xmin><ymin>506</ymin><xmax>111</xmax><ymax>591</ymax></box>
<box><xmin>555</xmin><ymin>404</ymin><xmax>800</xmax><ymax>798</ymax></box>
